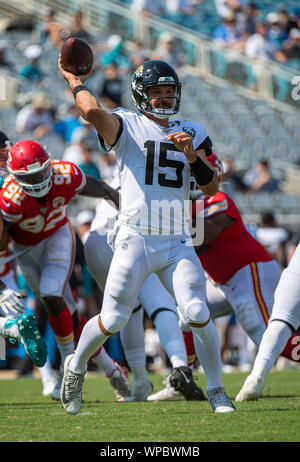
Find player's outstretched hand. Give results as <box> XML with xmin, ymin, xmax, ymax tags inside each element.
<box><xmin>167</xmin><ymin>132</ymin><xmax>197</xmax><ymax>163</ymax></box>
<box><xmin>58</xmin><ymin>57</ymin><xmax>93</xmax><ymax>84</ymax></box>
<box><xmin>0</xmin><ymin>287</ymin><xmax>26</xmax><ymax>317</ymax></box>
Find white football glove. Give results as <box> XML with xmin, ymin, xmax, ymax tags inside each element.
<box><xmin>0</xmin><ymin>288</ymin><xmax>26</xmax><ymax>317</ymax></box>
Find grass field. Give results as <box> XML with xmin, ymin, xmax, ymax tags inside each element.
<box><xmin>0</xmin><ymin>369</ymin><xmax>299</xmax><ymax>443</ymax></box>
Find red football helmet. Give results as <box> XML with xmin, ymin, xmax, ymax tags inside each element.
<box><xmin>207</xmin><ymin>152</ymin><xmax>224</xmax><ymax>181</ymax></box>
<box><xmin>7</xmin><ymin>140</ymin><xmax>52</xmax><ymax>198</ymax></box>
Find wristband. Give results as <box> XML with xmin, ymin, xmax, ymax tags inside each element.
<box><xmin>190</xmin><ymin>157</ymin><xmax>214</xmax><ymax>186</ymax></box>
<box><xmin>72</xmin><ymin>85</ymin><xmax>89</xmax><ymax>99</ymax></box>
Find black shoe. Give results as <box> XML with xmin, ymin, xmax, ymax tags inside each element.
<box><xmin>169</xmin><ymin>366</ymin><xmax>207</xmax><ymax>401</ymax></box>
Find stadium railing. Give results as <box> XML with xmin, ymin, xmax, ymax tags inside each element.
<box><xmin>1</xmin><ymin>0</ymin><xmax>299</xmax><ymax>113</ymax></box>
<box><xmin>0</xmin><ymin>0</ymin><xmax>299</xmax><ymax>225</ymax></box>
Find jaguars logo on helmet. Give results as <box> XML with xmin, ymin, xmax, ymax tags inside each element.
<box><xmin>131</xmin><ymin>60</ymin><xmax>181</xmax><ymax>119</ymax></box>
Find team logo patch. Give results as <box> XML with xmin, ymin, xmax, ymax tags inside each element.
<box><xmin>135</xmin><ymin>65</ymin><xmax>143</xmax><ymax>77</ymax></box>
<box><xmin>52</xmin><ymin>196</ymin><xmax>65</xmax><ymax>208</ymax></box>
<box><xmin>121</xmin><ymin>242</ymin><xmax>128</xmax><ymax>251</ymax></box>
<box><xmin>183</xmin><ymin>127</ymin><xmax>196</xmax><ymax>138</ymax></box>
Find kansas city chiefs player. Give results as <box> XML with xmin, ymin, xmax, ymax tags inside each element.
<box><xmin>0</xmin><ymin>132</ymin><xmax>47</xmax><ymax>370</ymax></box>
<box><xmin>187</xmin><ymin>153</ymin><xmax>300</xmax><ymax>366</ymax></box>
<box><xmin>0</xmin><ymin>139</ymin><xmax>129</xmax><ymax>401</ymax></box>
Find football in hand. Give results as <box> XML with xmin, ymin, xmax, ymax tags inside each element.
<box><xmin>60</xmin><ymin>37</ymin><xmax>94</xmax><ymax>76</ymax></box>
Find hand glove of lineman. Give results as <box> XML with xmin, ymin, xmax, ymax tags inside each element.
<box><xmin>0</xmin><ymin>287</ymin><xmax>26</xmax><ymax>317</ymax></box>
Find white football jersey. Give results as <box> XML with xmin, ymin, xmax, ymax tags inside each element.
<box><xmin>100</xmin><ymin>108</ymin><xmax>208</xmax><ymax>235</ymax></box>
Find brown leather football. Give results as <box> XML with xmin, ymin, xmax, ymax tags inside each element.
<box><xmin>60</xmin><ymin>37</ymin><xmax>94</xmax><ymax>76</ymax></box>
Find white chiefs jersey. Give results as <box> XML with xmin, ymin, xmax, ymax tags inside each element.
<box><xmin>100</xmin><ymin>108</ymin><xmax>208</xmax><ymax>235</ymax></box>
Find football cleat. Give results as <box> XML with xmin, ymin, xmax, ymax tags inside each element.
<box><xmin>106</xmin><ymin>362</ymin><xmax>131</xmax><ymax>402</ymax></box>
<box><xmin>60</xmin><ymin>354</ymin><xmax>86</xmax><ymax>415</ymax></box>
<box><xmin>235</xmin><ymin>374</ymin><xmax>265</xmax><ymax>402</ymax></box>
<box><xmin>4</xmin><ymin>313</ymin><xmax>47</xmax><ymax>367</ymax></box>
<box><xmin>147</xmin><ymin>375</ymin><xmax>182</xmax><ymax>401</ymax></box>
<box><xmin>125</xmin><ymin>376</ymin><xmax>153</xmax><ymax>402</ymax></box>
<box><xmin>169</xmin><ymin>366</ymin><xmax>207</xmax><ymax>401</ymax></box>
<box><xmin>207</xmin><ymin>387</ymin><xmax>236</xmax><ymax>413</ymax></box>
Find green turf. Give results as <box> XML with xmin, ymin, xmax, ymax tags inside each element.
<box><xmin>0</xmin><ymin>369</ymin><xmax>299</xmax><ymax>442</ymax></box>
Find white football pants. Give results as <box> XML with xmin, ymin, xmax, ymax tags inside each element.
<box><xmin>95</xmin><ymin>225</ymin><xmax>209</xmax><ymax>333</ymax></box>
<box><xmin>84</xmin><ymin>227</ymin><xmax>187</xmax><ymax>367</ymax></box>
<box><xmin>13</xmin><ymin>222</ymin><xmax>77</xmax><ymax>314</ymax></box>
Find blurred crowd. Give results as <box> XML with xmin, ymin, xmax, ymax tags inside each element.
<box><xmin>125</xmin><ymin>0</ymin><xmax>300</xmax><ymax>70</ymax></box>
<box><xmin>0</xmin><ymin>4</ymin><xmax>299</xmax><ymax>378</ymax></box>
<box><xmin>213</xmin><ymin>4</ymin><xmax>300</xmax><ymax>69</ymax></box>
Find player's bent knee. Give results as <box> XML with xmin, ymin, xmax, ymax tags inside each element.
<box><xmin>40</xmin><ymin>277</ymin><xmax>62</xmax><ymax>298</ymax></box>
<box><xmin>100</xmin><ymin>312</ymin><xmax>130</xmax><ymax>334</ymax></box>
<box><xmin>185</xmin><ymin>299</ymin><xmax>210</xmax><ymax>325</ymax></box>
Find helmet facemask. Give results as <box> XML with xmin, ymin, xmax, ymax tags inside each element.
<box><xmin>8</xmin><ymin>157</ymin><xmax>53</xmax><ymax>198</ymax></box>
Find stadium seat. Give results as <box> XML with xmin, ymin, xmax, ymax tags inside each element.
<box><xmin>275</xmin><ymin>193</ymin><xmax>300</xmax><ymax>213</ymax></box>
<box><xmin>249</xmin><ymin>192</ymin><xmax>277</xmax><ymax>213</ymax></box>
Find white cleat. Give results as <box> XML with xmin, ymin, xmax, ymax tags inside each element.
<box><xmin>42</xmin><ymin>375</ymin><xmax>58</xmax><ymax>397</ymax></box>
<box><xmin>60</xmin><ymin>354</ymin><xmax>86</xmax><ymax>415</ymax></box>
<box><xmin>207</xmin><ymin>387</ymin><xmax>236</xmax><ymax>413</ymax></box>
<box><xmin>235</xmin><ymin>374</ymin><xmax>265</xmax><ymax>402</ymax></box>
<box><xmin>147</xmin><ymin>376</ymin><xmax>182</xmax><ymax>401</ymax></box>
<box><xmin>124</xmin><ymin>376</ymin><xmax>153</xmax><ymax>402</ymax></box>
<box><xmin>106</xmin><ymin>362</ymin><xmax>131</xmax><ymax>402</ymax></box>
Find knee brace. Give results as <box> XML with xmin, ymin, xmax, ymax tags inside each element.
<box><xmin>40</xmin><ymin>277</ymin><xmax>62</xmax><ymax>298</ymax></box>
<box><xmin>100</xmin><ymin>308</ymin><xmax>131</xmax><ymax>334</ymax></box>
<box><xmin>185</xmin><ymin>299</ymin><xmax>210</xmax><ymax>326</ymax></box>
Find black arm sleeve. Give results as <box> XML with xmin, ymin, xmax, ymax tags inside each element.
<box><xmin>195</xmin><ymin>136</ymin><xmax>213</xmax><ymax>156</ymax></box>
<box><xmin>190</xmin><ymin>157</ymin><xmax>214</xmax><ymax>186</ymax></box>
